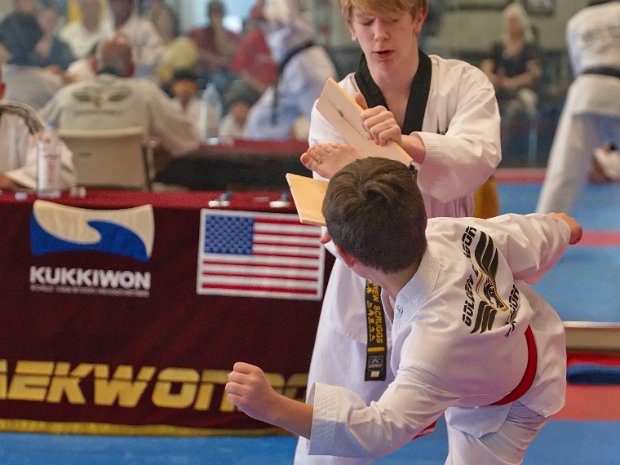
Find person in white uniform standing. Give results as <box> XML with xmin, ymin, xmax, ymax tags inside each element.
<box><xmin>295</xmin><ymin>1</ymin><xmax>501</xmax><ymax>463</ymax></box>
<box><xmin>536</xmin><ymin>0</ymin><xmax>620</xmax><ymax>214</ymax></box>
<box><xmin>227</xmin><ymin>157</ymin><xmax>580</xmax><ymax>465</ymax></box>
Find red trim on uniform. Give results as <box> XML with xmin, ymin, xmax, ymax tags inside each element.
<box><xmin>412</xmin><ymin>419</ymin><xmax>437</xmax><ymax>440</ymax></box>
<box><xmin>492</xmin><ymin>325</ymin><xmax>537</xmax><ymax>405</ymax></box>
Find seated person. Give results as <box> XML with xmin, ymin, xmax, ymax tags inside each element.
<box><xmin>228</xmin><ymin>0</ymin><xmax>277</xmax><ymax>98</ymax></box>
<box><xmin>150</xmin><ymin>4</ymin><xmax>199</xmax><ymax>88</ymax></box>
<box><xmin>107</xmin><ymin>0</ymin><xmax>163</xmax><ymax>79</ymax></box>
<box><xmin>219</xmin><ymin>80</ymin><xmax>257</xmax><ymax>140</ymax></box>
<box><xmin>480</xmin><ymin>2</ymin><xmax>541</xmax><ymax>159</ymax></box>
<box><xmin>0</xmin><ymin>66</ymin><xmax>76</xmax><ymax>191</ymax></box>
<box><xmin>243</xmin><ymin>0</ymin><xmax>336</xmax><ymax>140</ymax></box>
<box><xmin>0</xmin><ymin>10</ymin><xmax>64</xmax><ymax>109</ymax></box>
<box><xmin>30</xmin><ymin>3</ymin><xmax>76</xmax><ymax>74</ymax></box>
<box><xmin>170</xmin><ymin>69</ymin><xmax>201</xmax><ymax>121</ymax></box>
<box><xmin>40</xmin><ymin>35</ymin><xmax>200</xmax><ymax>158</ymax></box>
<box><xmin>60</xmin><ymin>0</ymin><xmax>112</xmax><ymax>60</ymax></box>
<box><xmin>187</xmin><ymin>0</ymin><xmax>240</xmax><ymax>95</ymax></box>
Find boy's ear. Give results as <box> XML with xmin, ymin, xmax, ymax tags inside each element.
<box><xmin>335</xmin><ymin>245</ymin><xmax>356</xmax><ymax>268</ymax></box>
<box><xmin>346</xmin><ymin>21</ymin><xmax>358</xmax><ymax>42</ymax></box>
<box><xmin>413</xmin><ymin>7</ymin><xmax>427</xmax><ymax>35</ymax></box>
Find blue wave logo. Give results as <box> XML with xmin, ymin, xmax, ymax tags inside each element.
<box><xmin>30</xmin><ymin>200</ymin><xmax>154</xmax><ymax>262</ymax></box>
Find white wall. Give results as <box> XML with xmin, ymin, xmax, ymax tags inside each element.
<box><xmin>175</xmin><ymin>0</ymin><xmax>255</xmax><ymax>34</ymax></box>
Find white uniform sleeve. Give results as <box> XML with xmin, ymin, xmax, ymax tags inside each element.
<box><xmin>416</xmin><ymin>65</ymin><xmax>501</xmax><ymax>203</ymax></box>
<box><xmin>308</xmin><ymin>364</ymin><xmax>455</xmax><ymax>458</ymax></box>
<box><xmin>471</xmin><ymin>213</ymin><xmax>572</xmax><ymax>284</ymax></box>
<box><xmin>143</xmin><ymin>82</ymin><xmax>200</xmax><ymax>156</ymax></box>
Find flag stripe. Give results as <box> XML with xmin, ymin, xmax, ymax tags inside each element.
<box><xmin>253</xmin><ymin>244</ymin><xmax>320</xmax><ymax>257</ymax></box>
<box><xmin>254</xmin><ymin>234</ymin><xmax>321</xmax><ymax>246</ymax></box>
<box><xmin>204</xmin><ymin>272</ymin><xmax>318</xmax><ymax>282</ymax></box>
<box><xmin>202</xmin><ymin>264</ymin><xmax>319</xmax><ymax>278</ymax></box>
<box><xmin>255</xmin><ymin>222</ymin><xmax>321</xmax><ymax>235</ymax></box>
<box><xmin>203</xmin><ymin>254</ymin><xmax>318</xmax><ymax>267</ymax></box>
<box><xmin>203</xmin><ymin>259</ymin><xmax>319</xmax><ymax>271</ymax></box>
<box><xmin>201</xmin><ymin>283</ymin><xmax>318</xmax><ymax>295</ymax></box>
<box><xmin>201</xmin><ymin>275</ymin><xmax>318</xmax><ymax>290</ymax></box>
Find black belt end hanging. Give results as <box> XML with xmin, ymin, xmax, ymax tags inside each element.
<box><xmin>365</xmin><ymin>281</ymin><xmax>387</xmax><ymax>381</ymax></box>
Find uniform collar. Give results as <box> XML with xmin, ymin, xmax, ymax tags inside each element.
<box><xmin>393</xmin><ymin>248</ymin><xmax>440</xmax><ymax>327</ymax></box>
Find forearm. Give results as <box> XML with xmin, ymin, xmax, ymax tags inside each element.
<box><xmin>400</xmin><ymin>133</ymin><xmax>426</xmax><ymax>164</ymax></box>
<box><xmin>505</xmin><ymin>72</ymin><xmax>537</xmax><ymax>89</ymax></box>
<box><xmin>226</xmin><ymin>362</ymin><xmax>314</xmax><ymax>438</ymax></box>
<box><xmin>268</xmin><ymin>395</ymin><xmax>314</xmax><ymax>439</ymax></box>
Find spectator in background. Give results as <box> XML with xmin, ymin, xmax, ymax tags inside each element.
<box><xmin>150</xmin><ymin>4</ymin><xmax>199</xmax><ymax>88</ymax></box>
<box><xmin>31</xmin><ymin>2</ymin><xmax>76</xmax><ymax>73</ymax></box>
<box><xmin>187</xmin><ymin>0</ymin><xmax>240</xmax><ymax>94</ymax></box>
<box><xmin>108</xmin><ymin>0</ymin><xmax>163</xmax><ymax>79</ymax></box>
<box><xmin>219</xmin><ymin>79</ymin><xmax>258</xmax><ymax>140</ymax></box>
<box><xmin>480</xmin><ymin>2</ymin><xmax>541</xmax><ymax>161</ymax></box>
<box><xmin>170</xmin><ymin>68</ymin><xmax>201</xmax><ymax>121</ymax></box>
<box><xmin>0</xmin><ymin>65</ymin><xmax>76</xmax><ymax>191</ymax></box>
<box><xmin>228</xmin><ymin>0</ymin><xmax>277</xmax><ymax>100</ymax></box>
<box><xmin>0</xmin><ymin>0</ymin><xmax>41</xmax><ymax>66</ymax></box>
<box><xmin>60</xmin><ymin>0</ymin><xmax>112</xmax><ymax>59</ymax></box>
<box><xmin>0</xmin><ymin>10</ymin><xmax>64</xmax><ymax>109</ymax></box>
<box><xmin>243</xmin><ymin>0</ymin><xmax>336</xmax><ymax>140</ymax></box>
<box><xmin>40</xmin><ymin>35</ymin><xmax>199</xmax><ymax>157</ymax></box>
<box><xmin>64</xmin><ymin>41</ymin><xmax>98</xmax><ymax>83</ymax></box>
<box><xmin>536</xmin><ymin>0</ymin><xmax>620</xmax><ymax>214</ymax></box>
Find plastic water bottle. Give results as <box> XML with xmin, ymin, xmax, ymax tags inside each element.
<box><xmin>199</xmin><ymin>83</ymin><xmax>222</xmax><ymax>144</ymax></box>
<box><xmin>36</xmin><ymin>122</ymin><xmax>62</xmax><ymax>198</ymax></box>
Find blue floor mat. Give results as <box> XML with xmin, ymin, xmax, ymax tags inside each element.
<box><xmin>1</xmin><ymin>419</ymin><xmax>618</xmax><ymax>465</ymax></box>
<box><xmin>498</xmin><ymin>182</ymin><xmax>620</xmax><ymax>230</ymax></box>
<box><xmin>499</xmin><ymin>182</ymin><xmax>620</xmax><ymax>323</ymax></box>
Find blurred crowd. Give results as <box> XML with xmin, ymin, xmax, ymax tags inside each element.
<box><xmin>0</xmin><ymin>0</ymin><xmax>334</xmax><ymax>143</ymax></box>
<box><xmin>0</xmin><ymin>0</ymin><xmax>339</xmax><ymax>191</ymax></box>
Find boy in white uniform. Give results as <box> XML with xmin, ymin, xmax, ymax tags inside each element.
<box><xmin>226</xmin><ymin>157</ymin><xmax>581</xmax><ymax>465</ymax></box>
<box><xmin>297</xmin><ymin>1</ymin><xmax>501</xmax><ymax>463</ymax></box>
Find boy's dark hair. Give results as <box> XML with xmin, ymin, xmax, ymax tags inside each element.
<box><xmin>172</xmin><ymin>68</ymin><xmax>199</xmax><ymax>82</ymax></box>
<box><xmin>322</xmin><ymin>157</ymin><xmax>427</xmax><ymax>272</ymax></box>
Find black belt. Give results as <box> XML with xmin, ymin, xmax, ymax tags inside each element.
<box><xmin>581</xmin><ymin>66</ymin><xmax>620</xmax><ymax>79</ymax></box>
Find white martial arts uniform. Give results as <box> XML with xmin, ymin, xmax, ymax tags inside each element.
<box><xmin>536</xmin><ymin>1</ymin><xmax>620</xmax><ymax>214</ymax></box>
<box><xmin>0</xmin><ymin>102</ymin><xmax>76</xmax><ymax>189</ymax></box>
<box><xmin>307</xmin><ymin>214</ymin><xmax>568</xmax><ymax>464</ymax></box>
<box><xmin>40</xmin><ymin>73</ymin><xmax>200</xmax><ymax>157</ymax></box>
<box><xmin>295</xmin><ymin>55</ymin><xmax>501</xmax><ymax>465</ymax></box>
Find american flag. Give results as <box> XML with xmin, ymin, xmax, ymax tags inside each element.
<box><xmin>197</xmin><ymin>210</ymin><xmax>325</xmax><ymax>300</ymax></box>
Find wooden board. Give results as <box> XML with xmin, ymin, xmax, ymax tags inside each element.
<box><xmin>315</xmin><ymin>77</ymin><xmax>410</xmax><ymax>165</ymax></box>
<box><xmin>285</xmin><ymin>173</ymin><xmax>328</xmax><ymax>226</ymax></box>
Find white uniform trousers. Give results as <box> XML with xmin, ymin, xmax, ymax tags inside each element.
<box><xmin>536</xmin><ymin>75</ymin><xmax>620</xmax><ymax>214</ymax></box>
<box><xmin>445</xmin><ymin>402</ymin><xmax>547</xmax><ymax>465</ymax></box>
